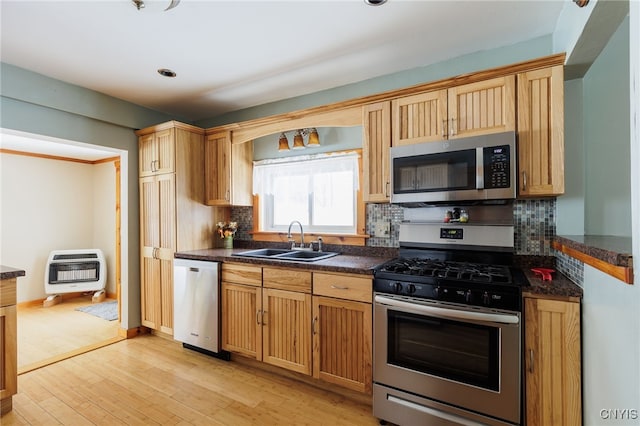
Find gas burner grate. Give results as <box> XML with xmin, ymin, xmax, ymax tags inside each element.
<box><xmin>380</xmin><ymin>258</ymin><xmax>512</xmax><ymax>284</ymax></box>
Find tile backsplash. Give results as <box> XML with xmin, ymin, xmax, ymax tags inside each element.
<box><xmin>230</xmin><ymin>198</ymin><xmax>584</xmax><ymax>286</ymax></box>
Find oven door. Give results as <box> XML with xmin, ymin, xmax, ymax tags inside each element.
<box><xmin>374</xmin><ymin>294</ymin><xmax>521</xmax><ymax>424</ymax></box>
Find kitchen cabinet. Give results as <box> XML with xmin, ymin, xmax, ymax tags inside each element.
<box><xmin>261</xmin><ymin>267</ymin><xmax>312</xmax><ymax>375</ymax></box>
<box><xmin>363</xmin><ymin>101</ymin><xmax>391</xmax><ymax>202</ymax></box>
<box><xmin>204</xmin><ymin>131</ymin><xmax>253</xmax><ymax>206</ymax></box>
<box><xmin>312</xmin><ymin>272</ymin><xmax>372</xmax><ymax>393</ymax></box>
<box><xmin>392</xmin><ymin>75</ymin><xmax>516</xmax><ymax>146</ymax></box>
<box><xmin>524</xmin><ymin>297</ymin><xmax>581</xmax><ymax>426</ymax></box>
<box><xmin>221</xmin><ymin>263</ymin><xmax>312</xmax><ymax>375</ymax></box>
<box><xmin>139</xmin><ymin>128</ymin><xmax>174</xmax><ymax>177</ymax></box>
<box><xmin>517</xmin><ymin>65</ymin><xmax>565</xmax><ymax>197</ymax></box>
<box><xmin>221</xmin><ymin>263</ymin><xmax>263</xmax><ymax>358</ymax></box>
<box><xmin>0</xmin><ymin>277</ymin><xmax>18</xmax><ymax>416</ymax></box>
<box><xmin>137</xmin><ymin>121</ymin><xmax>221</xmax><ymax>335</ymax></box>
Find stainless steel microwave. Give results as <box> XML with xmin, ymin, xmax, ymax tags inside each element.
<box><xmin>390</xmin><ymin>131</ymin><xmax>516</xmax><ymax>205</ymax></box>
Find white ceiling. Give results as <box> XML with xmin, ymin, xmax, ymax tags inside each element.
<box><xmin>1</xmin><ymin>0</ymin><xmax>567</xmax><ymax>122</ymax></box>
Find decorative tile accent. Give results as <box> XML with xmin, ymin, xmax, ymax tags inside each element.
<box><xmin>513</xmin><ymin>199</ymin><xmax>556</xmax><ymax>256</ymax></box>
<box><xmin>230</xmin><ymin>206</ymin><xmax>253</xmax><ymax>241</ymax></box>
<box><xmin>365</xmin><ymin>203</ymin><xmax>404</xmax><ymax>247</ymax></box>
<box><xmin>554</xmin><ymin>250</ymin><xmax>584</xmax><ymax>287</ymax></box>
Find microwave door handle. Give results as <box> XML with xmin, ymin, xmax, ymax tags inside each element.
<box><xmin>374</xmin><ymin>295</ymin><xmax>519</xmax><ymax>324</ymax></box>
<box><xmin>476</xmin><ymin>147</ymin><xmax>484</xmax><ymax>190</ymax></box>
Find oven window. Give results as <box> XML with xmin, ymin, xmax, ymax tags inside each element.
<box><xmin>392</xmin><ymin>149</ymin><xmax>476</xmax><ymax>194</ymax></box>
<box><xmin>387</xmin><ymin>310</ymin><xmax>499</xmax><ymax>391</ymax></box>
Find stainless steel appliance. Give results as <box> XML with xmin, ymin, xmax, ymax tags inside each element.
<box><xmin>373</xmin><ymin>223</ymin><xmax>527</xmax><ymax>426</ymax></box>
<box><xmin>390</xmin><ymin>131</ymin><xmax>516</xmax><ymax>205</ymax></box>
<box><xmin>173</xmin><ymin>258</ymin><xmax>227</xmax><ymax>358</ymax></box>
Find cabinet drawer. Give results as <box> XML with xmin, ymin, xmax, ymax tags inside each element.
<box><xmin>263</xmin><ymin>267</ymin><xmax>312</xmax><ymax>293</ymax></box>
<box><xmin>222</xmin><ymin>263</ymin><xmax>262</xmax><ymax>287</ymax></box>
<box><xmin>313</xmin><ymin>273</ymin><xmax>372</xmax><ymax>303</ymax></box>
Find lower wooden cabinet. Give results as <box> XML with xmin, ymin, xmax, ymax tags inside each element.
<box><xmin>221</xmin><ymin>263</ymin><xmax>373</xmax><ymax>394</ymax></box>
<box><xmin>262</xmin><ymin>288</ymin><xmax>312</xmax><ymax>375</ymax></box>
<box><xmin>1</xmin><ymin>278</ymin><xmax>18</xmax><ymax>415</ymax></box>
<box><xmin>312</xmin><ymin>296</ymin><xmax>372</xmax><ymax>393</ymax></box>
<box><xmin>524</xmin><ymin>297</ymin><xmax>581</xmax><ymax>426</ymax></box>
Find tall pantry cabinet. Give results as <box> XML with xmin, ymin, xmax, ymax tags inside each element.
<box><xmin>137</xmin><ymin>121</ymin><xmax>222</xmax><ymax>335</ymax></box>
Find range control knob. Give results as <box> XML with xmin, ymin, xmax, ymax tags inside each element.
<box><xmin>465</xmin><ymin>290</ymin><xmax>473</xmax><ymax>303</ymax></box>
<box><xmin>407</xmin><ymin>284</ymin><xmax>417</xmax><ymax>295</ymax></box>
<box><xmin>433</xmin><ymin>286</ymin><xmax>441</xmax><ymax>299</ymax></box>
<box><xmin>482</xmin><ymin>291</ymin><xmax>491</xmax><ymax>306</ymax></box>
<box><xmin>393</xmin><ymin>282</ymin><xmax>403</xmax><ymax>294</ymax></box>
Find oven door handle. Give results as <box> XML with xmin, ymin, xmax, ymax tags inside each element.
<box><xmin>374</xmin><ymin>295</ymin><xmax>519</xmax><ymax>324</ymax></box>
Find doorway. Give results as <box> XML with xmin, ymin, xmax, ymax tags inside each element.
<box><xmin>0</xmin><ymin>129</ymin><xmax>129</xmax><ymax>372</ymax></box>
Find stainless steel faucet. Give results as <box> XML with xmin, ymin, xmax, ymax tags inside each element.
<box><xmin>287</xmin><ymin>220</ymin><xmax>305</xmax><ymax>249</ymax></box>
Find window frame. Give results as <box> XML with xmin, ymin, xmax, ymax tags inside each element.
<box><xmin>251</xmin><ymin>149</ymin><xmax>367</xmax><ymax>246</ymax></box>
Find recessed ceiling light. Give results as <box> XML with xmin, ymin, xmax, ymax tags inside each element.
<box><xmin>157</xmin><ymin>68</ymin><xmax>177</xmax><ymax>78</ymax></box>
<box><xmin>364</xmin><ymin>0</ymin><xmax>387</xmax><ymax>5</ymax></box>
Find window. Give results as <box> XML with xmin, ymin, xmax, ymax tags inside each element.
<box><xmin>253</xmin><ymin>152</ymin><xmax>360</xmax><ymax>234</ymax></box>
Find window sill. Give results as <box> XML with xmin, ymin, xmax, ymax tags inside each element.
<box><xmin>251</xmin><ymin>232</ymin><xmax>369</xmax><ymax>247</ymax></box>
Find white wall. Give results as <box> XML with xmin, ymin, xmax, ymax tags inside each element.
<box><xmin>0</xmin><ymin>153</ymin><xmax>116</xmax><ymax>302</ymax></box>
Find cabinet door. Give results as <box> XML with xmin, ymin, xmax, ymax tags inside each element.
<box><xmin>139</xmin><ymin>174</ymin><xmax>176</xmax><ymax>332</ymax></box>
<box><xmin>139</xmin><ymin>129</ymin><xmax>175</xmax><ymax>177</ymax></box>
<box><xmin>362</xmin><ymin>101</ymin><xmax>391</xmax><ymax>203</ymax></box>
<box><xmin>262</xmin><ymin>288</ymin><xmax>312</xmax><ymax>375</ymax></box>
<box><xmin>312</xmin><ymin>296</ymin><xmax>372</xmax><ymax>393</ymax></box>
<box><xmin>204</xmin><ymin>131</ymin><xmax>232</xmax><ymax>206</ymax></box>
<box><xmin>139</xmin><ymin>133</ymin><xmax>157</xmax><ymax>177</ymax></box>
<box><xmin>221</xmin><ymin>282</ymin><xmax>262</xmax><ymax>359</ymax></box>
<box><xmin>392</xmin><ymin>90</ymin><xmax>448</xmax><ymax>146</ymax></box>
<box><xmin>448</xmin><ymin>75</ymin><xmax>516</xmax><ymax>139</ymax></box>
<box><xmin>517</xmin><ymin>65</ymin><xmax>564</xmax><ymax>196</ymax></box>
<box><xmin>525</xmin><ymin>298</ymin><xmax>581</xmax><ymax>426</ymax></box>
<box><xmin>0</xmin><ymin>305</ymin><xmax>17</xmax><ymax>404</ymax></box>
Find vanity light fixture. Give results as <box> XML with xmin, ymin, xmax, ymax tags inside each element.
<box><xmin>277</xmin><ymin>128</ymin><xmax>321</xmax><ymax>151</ymax></box>
<box><xmin>292</xmin><ymin>129</ymin><xmax>305</xmax><ymax>149</ymax></box>
<box><xmin>278</xmin><ymin>133</ymin><xmax>290</xmax><ymax>151</ymax></box>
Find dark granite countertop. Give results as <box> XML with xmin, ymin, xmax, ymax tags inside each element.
<box><xmin>175</xmin><ymin>248</ymin><xmax>393</xmax><ymax>276</ymax></box>
<box><xmin>178</xmin><ymin>249</ymin><xmax>584</xmax><ymax>301</ymax></box>
<box><xmin>522</xmin><ymin>268</ymin><xmax>582</xmax><ymax>301</ymax></box>
<box><xmin>0</xmin><ymin>265</ymin><xmax>26</xmax><ymax>280</ymax></box>
<box><xmin>555</xmin><ymin>235</ymin><xmax>632</xmax><ymax>267</ymax></box>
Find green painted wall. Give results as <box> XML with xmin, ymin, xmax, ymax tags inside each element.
<box><xmin>583</xmin><ymin>17</ymin><xmax>631</xmax><ymax>236</ymax></box>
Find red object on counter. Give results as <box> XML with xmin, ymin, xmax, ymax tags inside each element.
<box><xmin>531</xmin><ymin>268</ymin><xmax>555</xmax><ymax>281</ymax></box>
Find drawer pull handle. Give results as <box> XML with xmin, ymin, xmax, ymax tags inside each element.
<box><xmin>330</xmin><ymin>285</ymin><xmax>349</xmax><ymax>290</ymax></box>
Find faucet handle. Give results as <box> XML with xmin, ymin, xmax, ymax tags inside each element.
<box><xmin>310</xmin><ymin>236</ymin><xmax>323</xmax><ymax>252</ymax></box>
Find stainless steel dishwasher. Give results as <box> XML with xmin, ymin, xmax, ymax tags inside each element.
<box><xmin>173</xmin><ymin>258</ymin><xmax>227</xmax><ymax>358</ymax></box>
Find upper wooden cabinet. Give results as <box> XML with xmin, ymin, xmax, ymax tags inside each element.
<box><xmin>392</xmin><ymin>75</ymin><xmax>516</xmax><ymax>146</ymax></box>
<box><xmin>139</xmin><ymin>128</ymin><xmax>175</xmax><ymax>177</ymax></box>
<box><xmin>204</xmin><ymin>131</ymin><xmax>253</xmax><ymax>206</ymax></box>
<box><xmin>525</xmin><ymin>297</ymin><xmax>581</xmax><ymax>426</ymax></box>
<box><xmin>517</xmin><ymin>65</ymin><xmax>565</xmax><ymax>197</ymax></box>
<box><xmin>363</xmin><ymin>101</ymin><xmax>391</xmax><ymax>203</ymax></box>
<box><xmin>136</xmin><ymin>121</ymin><xmax>221</xmax><ymax>335</ymax></box>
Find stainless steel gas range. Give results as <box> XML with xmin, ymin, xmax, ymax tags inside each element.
<box><xmin>373</xmin><ymin>223</ymin><xmax>527</xmax><ymax>426</ymax></box>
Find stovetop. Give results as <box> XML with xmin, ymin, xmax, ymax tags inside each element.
<box><xmin>378</xmin><ymin>257</ymin><xmax>513</xmax><ymax>284</ymax></box>
<box><xmin>374</xmin><ymin>256</ymin><xmax>527</xmax><ymax>312</ymax></box>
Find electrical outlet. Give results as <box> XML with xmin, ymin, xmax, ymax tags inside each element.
<box><xmin>373</xmin><ymin>221</ymin><xmax>391</xmax><ymax>238</ymax></box>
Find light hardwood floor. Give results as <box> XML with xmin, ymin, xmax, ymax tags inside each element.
<box><xmin>17</xmin><ymin>295</ymin><xmax>122</xmax><ymax>374</ymax></box>
<box><xmin>3</xmin><ymin>334</ymin><xmax>378</xmax><ymax>425</ymax></box>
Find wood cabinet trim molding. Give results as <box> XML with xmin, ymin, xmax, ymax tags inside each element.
<box><xmin>136</xmin><ymin>120</ymin><xmax>205</xmax><ymax>136</ymax></box>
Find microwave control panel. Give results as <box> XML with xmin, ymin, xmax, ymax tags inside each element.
<box><xmin>483</xmin><ymin>145</ymin><xmax>511</xmax><ymax>189</ymax></box>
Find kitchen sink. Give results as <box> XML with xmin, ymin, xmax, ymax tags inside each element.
<box><xmin>232</xmin><ymin>248</ymin><xmax>339</xmax><ymax>262</ymax></box>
